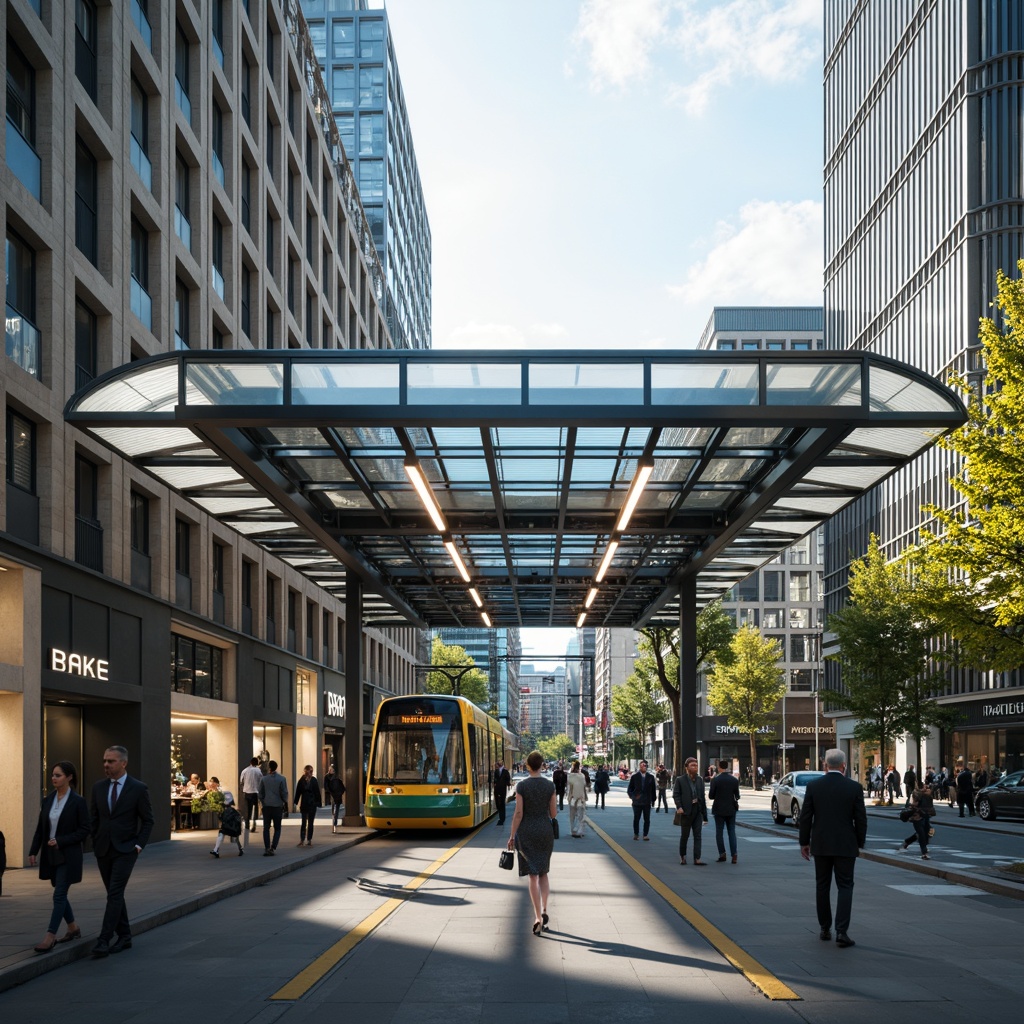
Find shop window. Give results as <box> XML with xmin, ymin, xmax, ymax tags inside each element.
<box><xmin>296</xmin><ymin>667</ymin><xmax>314</xmax><ymax>716</ymax></box>
<box><xmin>172</xmin><ymin>633</ymin><xmax>224</xmax><ymax>699</ymax></box>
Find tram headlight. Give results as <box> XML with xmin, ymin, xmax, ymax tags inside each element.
<box><xmin>439</xmin><ymin>787</ymin><xmax>449</xmax><ymax>793</ymax></box>
<box><xmin>384</xmin><ymin>787</ymin><xmax>393</xmax><ymax>794</ymax></box>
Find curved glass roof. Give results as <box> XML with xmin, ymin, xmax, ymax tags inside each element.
<box><xmin>66</xmin><ymin>350</ymin><xmax>965</xmax><ymax>628</ymax></box>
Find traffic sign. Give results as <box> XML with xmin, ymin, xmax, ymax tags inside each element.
<box><xmin>777</xmin><ymin>743</ymin><xmax>795</xmax><ymax>749</ymax></box>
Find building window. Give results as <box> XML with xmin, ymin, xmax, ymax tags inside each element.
<box><xmin>336</xmin><ymin>113</ymin><xmax>354</xmax><ymax>154</ymax></box>
<box><xmin>212</xmin><ymin>101</ymin><xmax>225</xmax><ymax>186</ymax></box>
<box><xmin>287</xmin><ymin>256</ymin><xmax>296</xmax><ymax>313</ymax></box>
<box><xmin>241</xmin><ymin>265</ymin><xmax>251</xmax><ymax>338</ymax></box>
<box><xmin>75</xmin><ymin>136</ymin><xmax>99</xmax><ymax>265</ymax></box>
<box><xmin>358</xmin><ymin>66</ymin><xmax>385</xmax><ymax>108</ymax></box>
<box><xmin>241</xmin><ymin>560</ymin><xmax>253</xmax><ymax>609</ymax></box>
<box><xmin>174</xmin><ymin>279</ymin><xmax>190</xmax><ymax>349</ymax></box>
<box><xmin>763</xmin><ymin>570</ymin><xmax>783</xmax><ymax>602</ymax></box>
<box><xmin>130</xmin><ymin>77</ymin><xmax>151</xmax><ymax>190</ymax></box>
<box><xmin>241</xmin><ymin>162</ymin><xmax>251</xmax><ymax>233</ymax></box>
<box><xmin>332</xmin><ymin>19</ymin><xmax>355</xmax><ymax>58</ymax></box>
<box><xmin>359</xmin><ymin>18</ymin><xmax>384</xmax><ymax>60</ymax></box>
<box><xmin>332</xmin><ymin>67</ymin><xmax>354</xmax><ymax>109</ymax></box>
<box><xmin>358</xmin><ymin>112</ymin><xmax>384</xmax><ymax>156</ymax></box>
<box><xmin>175</xmin><ymin>153</ymin><xmax>191</xmax><ymax>249</ymax></box>
<box><xmin>790</xmin><ymin>634</ymin><xmax>817</xmax><ymax>663</ymax></box>
<box><xmin>74</xmin><ymin>454</ymin><xmax>102</xmax><ymax>571</ymax></box>
<box><xmin>6</xmin><ymin>37</ymin><xmax>41</xmax><ymax>199</ymax></box>
<box><xmin>75</xmin><ymin>0</ymin><xmax>98</xmax><ymax>101</ymax></box>
<box><xmin>789</xmin><ymin>571</ymin><xmax>810</xmax><ymax>602</ymax></box>
<box><xmin>130</xmin><ymin>490</ymin><xmax>149</xmax><ymax>554</ymax></box>
<box><xmin>5</xmin><ymin>229</ymin><xmax>40</xmax><ymax>379</ymax></box>
<box><xmin>172</xmin><ymin>634</ymin><xmax>224</xmax><ymax>699</ymax></box>
<box><xmin>175</xmin><ymin>518</ymin><xmax>191</xmax><ymax>576</ymax></box>
<box><xmin>241</xmin><ymin>55</ymin><xmax>252</xmax><ymax>126</ymax></box>
<box><xmin>266</xmin><ymin>214</ymin><xmax>276</xmax><ymax>276</ymax></box>
<box><xmin>130</xmin><ymin>217</ymin><xmax>151</xmax><ymax>328</ymax></box>
<box><xmin>74</xmin><ymin>299</ymin><xmax>97</xmax><ymax>388</ymax></box>
<box><xmin>5</xmin><ymin>410</ymin><xmax>35</xmax><ymax>492</ymax></box>
<box><xmin>358</xmin><ymin>160</ymin><xmax>383</xmax><ymax>200</ymax></box>
<box><xmin>762</xmin><ymin>608</ymin><xmax>784</xmax><ymax>629</ymax></box>
<box><xmin>265</xmin><ymin>116</ymin><xmax>275</xmax><ymax>177</ymax></box>
<box><xmin>306</xmin><ymin>211</ymin><xmax>314</xmax><ymax>264</ymax></box>
<box><xmin>287</xmin><ymin>589</ymin><xmax>297</xmax><ymax>651</ymax></box>
<box><xmin>175</xmin><ymin>24</ymin><xmax>191</xmax><ymax>122</ymax></box>
<box><xmin>266</xmin><ymin>573</ymin><xmax>277</xmax><ymax>642</ymax></box>
<box><xmin>212</xmin><ymin>218</ymin><xmax>225</xmax><ymax>299</ymax></box>
<box><xmin>131</xmin><ymin>0</ymin><xmax>152</xmax><ymax>51</ymax></box>
<box><xmin>211</xmin><ymin>0</ymin><xmax>224</xmax><ymax>67</ymax></box>
<box><xmin>308</xmin><ymin>20</ymin><xmax>326</xmax><ymax>62</ymax></box>
<box><xmin>736</xmin><ymin>575</ymin><xmax>759</xmax><ymax>602</ymax></box>
<box><xmin>305</xmin><ymin>292</ymin><xmax>314</xmax><ymax>345</ymax></box>
<box><xmin>212</xmin><ymin>541</ymin><xmax>225</xmax><ymax>594</ymax></box>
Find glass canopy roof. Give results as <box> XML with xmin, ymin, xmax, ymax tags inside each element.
<box><xmin>65</xmin><ymin>350</ymin><xmax>966</xmax><ymax>628</ymax></box>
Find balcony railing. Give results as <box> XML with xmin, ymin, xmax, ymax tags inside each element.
<box><xmin>5</xmin><ymin>303</ymin><xmax>41</xmax><ymax>379</ymax></box>
<box><xmin>75</xmin><ymin>515</ymin><xmax>103</xmax><ymax>571</ymax></box>
<box><xmin>131</xmin><ymin>0</ymin><xmax>152</xmax><ymax>50</ymax></box>
<box><xmin>175</xmin><ymin>77</ymin><xmax>191</xmax><ymax>123</ymax></box>
<box><xmin>174</xmin><ymin>205</ymin><xmax>192</xmax><ymax>250</ymax></box>
<box><xmin>130</xmin><ymin>136</ymin><xmax>152</xmax><ymax>190</ymax></box>
<box><xmin>130</xmin><ymin>277</ymin><xmax>152</xmax><ymax>329</ymax></box>
<box><xmin>211</xmin><ymin>264</ymin><xmax>225</xmax><ymax>300</ymax></box>
<box><xmin>6</xmin><ymin>119</ymin><xmax>41</xmax><ymax>200</ymax></box>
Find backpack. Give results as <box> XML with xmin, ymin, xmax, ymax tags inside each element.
<box><xmin>220</xmin><ymin>806</ymin><xmax>243</xmax><ymax>837</ymax></box>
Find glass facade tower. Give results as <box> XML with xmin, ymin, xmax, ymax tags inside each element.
<box><xmin>301</xmin><ymin>0</ymin><xmax>432</xmax><ymax>350</ymax></box>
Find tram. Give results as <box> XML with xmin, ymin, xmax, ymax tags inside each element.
<box><xmin>365</xmin><ymin>694</ymin><xmax>518</xmax><ymax>829</ymax></box>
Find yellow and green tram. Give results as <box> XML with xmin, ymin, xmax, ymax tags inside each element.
<box><xmin>365</xmin><ymin>694</ymin><xmax>518</xmax><ymax>829</ymax></box>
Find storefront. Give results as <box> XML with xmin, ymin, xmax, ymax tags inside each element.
<box><xmin>322</xmin><ymin>682</ymin><xmax>346</xmax><ymax>779</ymax></box>
<box><xmin>945</xmin><ymin>696</ymin><xmax>1024</xmax><ymax>775</ymax></box>
<box><xmin>700</xmin><ymin>713</ymin><xmax>835</xmax><ymax>781</ymax></box>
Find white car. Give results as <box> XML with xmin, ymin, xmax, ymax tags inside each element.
<box><xmin>771</xmin><ymin>771</ymin><xmax>825</xmax><ymax>824</ymax></box>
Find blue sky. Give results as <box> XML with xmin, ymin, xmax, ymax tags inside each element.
<box><xmin>384</xmin><ymin>0</ymin><xmax>824</xmax><ymax>352</ymax></box>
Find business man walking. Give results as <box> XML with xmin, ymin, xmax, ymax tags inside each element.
<box><xmin>798</xmin><ymin>748</ymin><xmax>867</xmax><ymax>948</ymax></box>
<box><xmin>627</xmin><ymin>760</ymin><xmax>657</xmax><ymax>840</ymax></box>
<box><xmin>90</xmin><ymin>745</ymin><xmax>154</xmax><ymax>958</ymax></box>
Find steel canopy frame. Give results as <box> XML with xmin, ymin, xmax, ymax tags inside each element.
<box><xmin>65</xmin><ymin>349</ymin><xmax>967</xmax><ymax>631</ymax></box>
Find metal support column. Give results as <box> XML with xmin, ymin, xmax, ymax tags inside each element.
<box><xmin>343</xmin><ymin>577</ymin><xmax>365</xmax><ymax>826</ymax></box>
<box><xmin>679</xmin><ymin>575</ymin><xmax>698</xmax><ymax>763</ymax></box>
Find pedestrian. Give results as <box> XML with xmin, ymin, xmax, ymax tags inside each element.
<box><xmin>325</xmin><ymin>764</ymin><xmax>346</xmax><ymax>832</ymax></box>
<box><xmin>593</xmin><ymin>764</ymin><xmax>610</xmax><ymax>809</ymax></box>
<box><xmin>899</xmin><ymin>783</ymin><xmax>935</xmax><ymax>859</ymax></box>
<box><xmin>293</xmin><ymin>764</ymin><xmax>322</xmax><ymax>847</ymax></box>
<box><xmin>903</xmin><ymin>764</ymin><xmax>918</xmax><ymax>795</ymax></box>
<box><xmin>627</xmin><ymin>759</ymin><xmax>656</xmax><ymax>840</ymax></box>
<box><xmin>955</xmin><ymin>764</ymin><xmax>975</xmax><ymax>817</ymax></box>
<box><xmin>567</xmin><ymin>760</ymin><xmax>588</xmax><ymax>838</ymax></box>
<box><xmin>798</xmin><ymin>748</ymin><xmax>867</xmax><ymax>948</ymax></box>
<box><xmin>28</xmin><ymin>760</ymin><xmax>91</xmax><ymax>952</ymax></box>
<box><xmin>552</xmin><ymin>762</ymin><xmax>568</xmax><ymax>810</ymax></box>
<box><xmin>506</xmin><ymin>750</ymin><xmax>557</xmax><ymax>936</ymax></box>
<box><xmin>239</xmin><ymin>756</ymin><xmax>263</xmax><ymax>833</ymax></box>
<box><xmin>493</xmin><ymin>760</ymin><xmax>512</xmax><ymax>826</ymax></box>
<box><xmin>655</xmin><ymin>764</ymin><xmax>670</xmax><ymax>812</ymax></box>
<box><xmin>709</xmin><ymin>758</ymin><xmax>740</xmax><ymax>864</ymax></box>
<box><xmin>89</xmin><ymin>745</ymin><xmax>155</xmax><ymax>958</ymax></box>
<box><xmin>258</xmin><ymin>760</ymin><xmax>289</xmax><ymax>855</ymax></box>
<box><xmin>673</xmin><ymin>756</ymin><xmax>708</xmax><ymax>865</ymax></box>
<box><xmin>210</xmin><ymin>792</ymin><xmax>245</xmax><ymax>858</ymax></box>
<box><xmin>885</xmin><ymin>765</ymin><xmax>900</xmax><ymax>805</ymax></box>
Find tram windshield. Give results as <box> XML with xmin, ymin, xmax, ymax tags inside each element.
<box><xmin>370</xmin><ymin>698</ymin><xmax>467</xmax><ymax>785</ymax></box>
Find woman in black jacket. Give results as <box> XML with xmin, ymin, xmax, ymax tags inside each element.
<box><xmin>293</xmin><ymin>764</ymin><xmax>322</xmax><ymax>847</ymax></box>
<box><xmin>28</xmin><ymin>760</ymin><xmax>91</xmax><ymax>952</ymax></box>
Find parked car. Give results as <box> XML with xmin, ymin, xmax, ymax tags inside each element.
<box><xmin>975</xmin><ymin>770</ymin><xmax>1024</xmax><ymax>821</ymax></box>
<box><xmin>770</xmin><ymin>771</ymin><xmax>826</xmax><ymax>824</ymax></box>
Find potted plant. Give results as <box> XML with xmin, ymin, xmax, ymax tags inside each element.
<box><xmin>190</xmin><ymin>788</ymin><xmax>225</xmax><ymax>830</ymax></box>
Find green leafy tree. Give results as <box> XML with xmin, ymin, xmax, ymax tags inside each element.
<box><xmin>538</xmin><ymin>732</ymin><xmax>576</xmax><ymax>763</ymax></box>
<box><xmin>910</xmin><ymin>260</ymin><xmax>1024</xmax><ymax>672</ymax></box>
<box><xmin>706</xmin><ymin>625</ymin><xmax>786</xmax><ymax>789</ymax></box>
<box><xmin>425</xmin><ymin>636</ymin><xmax>489</xmax><ymax>709</ymax></box>
<box><xmin>639</xmin><ymin>602</ymin><xmax>735</xmax><ymax>773</ymax></box>
<box><xmin>828</xmin><ymin>537</ymin><xmax>951</xmax><ymax>788</ymax></box>
<box><xmin>611</xmin><ymin>664</ymin><xmax>665</xmax><ymax>760</ymax></box>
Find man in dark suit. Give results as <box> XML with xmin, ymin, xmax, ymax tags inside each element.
<box><xmin>90</xmin><ymin>745</ymin><xmax>154</xmax><ymax>958</ymax></box>
<box><xmin>798</xmin><ymin>748</ymin><xmax>867</xmax><ymax>948</ymax></box>
<box><xmin>493</xmin><ymin>762</ymin><xmax>512</xmax><ymax>826</ymax></box>
<box><xmin>627</xmin><ymin>760</ymin><xmax>657</xmax><ymax>840</ymax></box>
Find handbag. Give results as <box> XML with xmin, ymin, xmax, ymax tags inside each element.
<box><xmin>898</xmin><ymin>807</ymin><xmax>913</xmax><ymax>822</ymax></box>
<box><xmin>551</xmin><ymin>817</ymin><xmax>559</xmax><ymax>839</ymax></box>
<box><xmin>673</xmin><ymin>808</ymin><xmax>686</xmax><ymax>826</ymax></box>
<box><xmin>498</xmin><ymin>849</ymin><xmax>514</xmax><ymax>870</ymax></box>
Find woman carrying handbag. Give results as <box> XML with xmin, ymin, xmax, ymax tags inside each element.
<box><xmin>506</xmin><ymin>750</ymin><xmax>558</xmax><ymax>935</ymax></box>
<box><xmin>28</xmin><ymin>761</ymin><xmax>91</xmax><ymax>952</ymax></box>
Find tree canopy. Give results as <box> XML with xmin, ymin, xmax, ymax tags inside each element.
<box><xmin>537</xmin><ymin>732</ymin><xmax>576</xmax><ymax>763</ymax></box>
<box><xmin>425</xmin><ymin>635</ymin><xmax>490</xmax><ymax>709</ymax></box>
<box><xmin>611</xmin><ymin>662</ymin><xmax>665</xmax><ymax>758</ymax></box>
<box><xmin>706</xmin><ymin>625</ymin><xmax>786</xmax><ymax>789</ymax></box>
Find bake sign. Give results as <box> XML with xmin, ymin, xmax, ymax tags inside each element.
<box><xmin>50</xmin><ymin>647</ymin><xmax>109</xmax><ymax>680</ymax></box>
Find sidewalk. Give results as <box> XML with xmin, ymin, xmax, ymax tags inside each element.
<box><xmin>0</xmin><ymin>809</ymin><xmax>374</xmax><ymax>993</ymax></box>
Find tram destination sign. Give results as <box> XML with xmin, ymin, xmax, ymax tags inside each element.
<box><xmin>400</xmin><ymin>714</ymin><xmax>443</xmax><ymax>724</ymax></box>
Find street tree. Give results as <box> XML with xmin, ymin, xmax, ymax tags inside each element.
<box><xmin>638</xmin><ymin>602</ymin><xmax>735</xmax><ymax>774</ymax></box>
<box><xmin>706</xmin><ymin>625</ymin><xmax>786</xmax><ymax>789</ymax></box>
<box><xmin>911</xmin><ymin>260</ymin><xmax>1024</xmax><ymax>672</ymax></box>
<box><xmin>538</xmin><ymin>732</ymin><xmax>575</xmax><ymax>764</ymax></box>
<box><xmin>425</xmin><ymin>636</ymin><xmax>490</xmax><ymax>709</ymax></box>
<box><xmin>611</xmin><ymin>662</ymin><xmax>666</xmax><ymax>761</ymax></box>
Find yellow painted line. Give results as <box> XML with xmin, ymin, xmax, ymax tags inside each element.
<box><xmin>271</xmin><ymin>829</ymin><xmax>479</xmax><ymax>1001</ymax></box>
<box><xmin>588</xmin><ymin>821</ymin><xmax>801</xmax><ymax>1002</ymax></box>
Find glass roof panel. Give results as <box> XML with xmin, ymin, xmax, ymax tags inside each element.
<box><xmin>841</xmin><ymin>425</ymin><xmax>945</xmax><ymax>457</ymax></box>
<box><xmin>321</xmin><ymin>491</ymin><xmax>376</xmax><ymax>510</ymax></box>
<box><xmin>699</xmin><ymin>458</ymin><xmax>764</xmax><ymax>483</ymax></box>
<box><xmin>502</xmin><ymin>492</ymin><xmax>561</xmax><ymax>509</ymax></box>
<box><xmin>407</xmin><ymin>362</ymin><xmax>522</xmax><ymax>405</ymax></box>
<box><xmin>287</xmin><ymin>458</ymin><xmax>354</xmax><ymax>483</ymax></box>
<box><xmin>652</xmin><ymin>457</ymin><xmax>695</xmax><ymax>483</ymax></box>
<box><xmin>185</xmin><ymin>362</ymin><xmax>284</xmax><ymax>405</ymax></box>
<box><xmin>651</xmin><ymin>363</ymin><xmax>758</xmax><ymax>405</ymax></box>
<box><xmin>772</xmin><ymin>495</ymin><xmax>850</xmax><ymax>515</ymax></box>
<box><xmin>291</xmin><ymin>362</ymin><xmax>399</xmax><ymax>406</ymax></box>
<box><xmin>721</xmin><ymin>426</ymin><xmax>787</xmax><ymax>447</ymax></box>
<box><xmin>765</xmin><ymin>363</ymin><xmax>861</xmax><ymax>406</ymax></box>
<box><xmin>869</xmin><ymin>366</ymin><xmax>958</xmax><ymax>413</ymax></box>
<box><xmin>92</xmin><ymin>425</ymin><xmax>204</xmax><ymax>457</ymax></box>
<box><xmin>431</xmin><ymin>427</ymin><xmax>486</xmax><ymax>447</ymax></box>
<box><xmin>659</xmin><ymin>426</ymin><xmax>714</xmax><ymax>448</ymax></box>
<box><xmin>498</xmin><ymin>457</ymin><xmax>564</xmax><ymax>483</ymax></box>
<box><xmin>528</xmin><ymin>362</ymin><xmax>644</xmax><ymax>405</ymax></box>
<box><xmin>77</xmin><ymin>363</ymin><xmax>179</xmax><ymax>413</ymax></box>
<box><xmin>229</xmin><ymin>520</ymin><xmax>300</xmax><ymax>535</ymax></box>
<box><xmin>260</xmin><ymin>426</ymin><xmax>329</xmax><ymax>447</ymax></box>
<box><xmin>355</xmin><ymin>457</ymin><xmax>408</xmax><ymax>483</ymax></box>
<box><xmin>571</xmin><ymin>458</ymin><xmax>634</xmax><ymax>483</ymax></box>
<box><xmin>191</xmin><ymin>497</ymin><xmax>276</xmax><ymax>515</ymax></box>
<box><xmin>491</xmin><ymin>426</ymin><xmax>566</xmax><ymax>448</ymax></box>
<box><xmin>678</xmin><ymin>491</ymin><xmax>733</xmax><ymax>508</ymax></box>
<box><xmin>336</xmin><ymin>426</ymin><xmax>401</xmax><ymax>449</ymax></box>
<box><xmin>437</xmin><ymin>458</ymin><xmax>491</xmax><ymax>483</ymax></box>
<box><xmin>802</xmin><ymin>463</ymin><xmax>892</xmax><ymax>488</ymax></box>
<box><xmin>150</xmin><ymin>464</ymin><xmax>244</xmax><ymax>489</ymax></box>
<box><xmin>575</xmin><ymin>427</ymin><xmax>648</xmax><ymax>448</ymax></box>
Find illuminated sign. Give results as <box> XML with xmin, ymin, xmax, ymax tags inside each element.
<box><xmin>50</xmin><ymin>647</ymin><xmax>109</xmax><ymax>680</ymax></box>
<box><xmin>325</xmin><ymin>691</ymin><xmax>346</xmax><ymax>718</ymax></box>
<box><xmin>400</xmin><ymin>714</ymin><xmax>443</xmax><ymax>724</ymax></box>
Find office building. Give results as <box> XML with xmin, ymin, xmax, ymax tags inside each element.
<box><xmin>434</xmin><ymin>627</ymin><xmax>521</xmax><ymax>734</ymax></box>
<box><xmin>823</xmin><ymin>1</ymin><xmax>1024</xmax><ymax>775</ymax></box>
<box><xmin>594</xmin><ymin>627</ymin><xmax>637</xmax><ymax>760</ymax></box>
<box><xmin>518</xmin><ymin>664</ymin><xmax>564</xmax><ymax>740</ymax></box>
<box><xmin>300</xmin><ymin>0</ymin><xmax>431</xmax><ymax>350</ymax></box>
<box><xmin>1</xmin><ymin>0</ymin><xmax>419</xmax><ymax>860</ymax></box>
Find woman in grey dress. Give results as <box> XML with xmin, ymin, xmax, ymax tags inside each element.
<box><xmin>506</xmin><ymin>750</ymin><xmax>558</xmax><ymax>935</ymax></box>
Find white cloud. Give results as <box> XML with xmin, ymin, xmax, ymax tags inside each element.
<box><xmin>669</xmin><ymin>199</ymin><xmax>823</xmax><ymax>307</ymax></box>
<box><xmin>573</xmin><ymin>0</ymin><xmax>672</xmax><ymax>90</ymax></box>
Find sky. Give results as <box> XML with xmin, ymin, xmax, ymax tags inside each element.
<box><xmin>384</xmin><ymin>0</ymin><xmax>825</xmax><ymax>352</ymax></box>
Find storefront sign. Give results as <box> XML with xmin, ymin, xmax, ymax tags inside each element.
<box><xmin>983</xmin><ymin>701</ymin><xmax>1024</xmax><ymax>719</ymax></box>
<box><xmin>325</xmin><ymin>690</ymin><xmax>346</xmax><ymax>718</ymax></box>
<box><xmin>952</xmin><ymin>698</ymin><xmax>1024</xmax><ymax>729</ymax></box>
<box><xmin>50</xmin><ymin>647</ymin><xmax>109</xmax><ymax>680</ymax></box>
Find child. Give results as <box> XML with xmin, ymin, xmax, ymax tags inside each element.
<box><xmin>210</xmin><ymin>792</ymin><xmax>244</xmax><ymax>858</ymax></box>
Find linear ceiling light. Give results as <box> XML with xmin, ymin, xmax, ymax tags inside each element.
<box><xmin>615</xmin><ymin>458</ymin><xmax>655</xmax><ymax>533</ymax></box>
<box><xmin>584</xmin><ymin>587</ymin><xmax>598</xmax><ymax>609</ymax></box>
<box><xmin>595</xmin><ymin>540</ymin><xmax>619</xmax><ymax>583</ymax></box>
<box><xmin>444</xmin><ymin>540</ymin><xmax>472</xmax><ymax>583</ymax></box>
<box><xmin>404</xmin><ymin>459</ymin><xmax>447</xmax><ymax>532</ymax></box>
<box><xmin>481</xmin><ymin>611</ymin><xmax>492</xmax><ymax>628</ymax></box>
<box><xmin>576</xmin><ymin>611</ymin><xmax>587</xmax><ymax>628</ymax></box>
<box><xmin>468</xmin><ymin>587</ymin><xmax>483</xmax><ymax>608</ymax></box>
